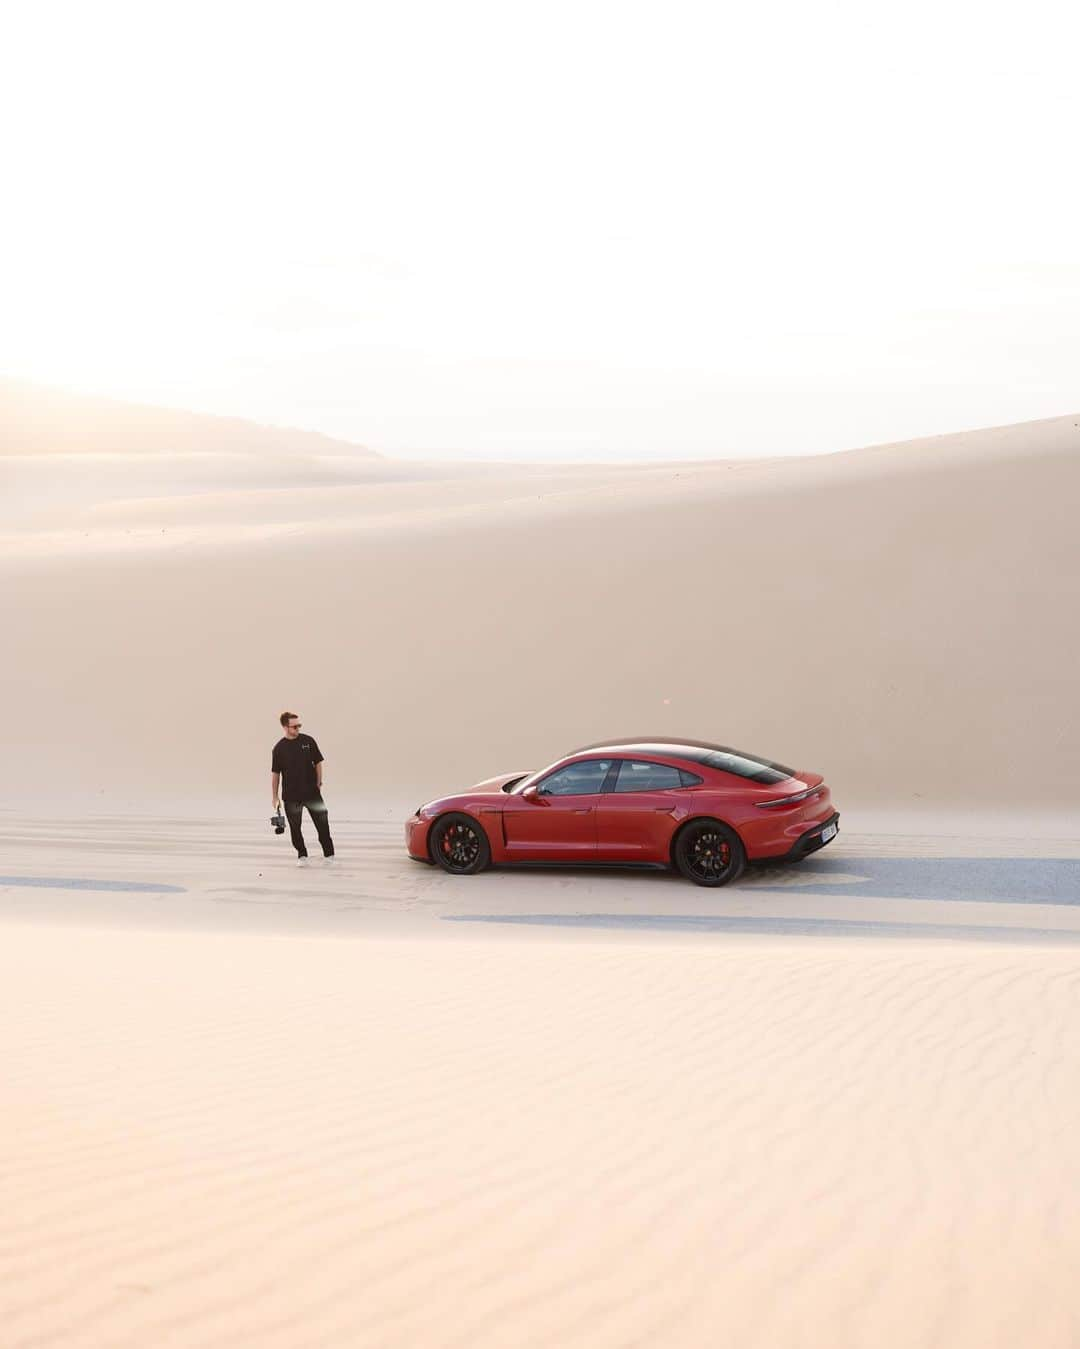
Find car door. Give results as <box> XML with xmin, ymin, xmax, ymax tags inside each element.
<box><xmin>502</xmin><ymin>758</ymin><xmax>614</xmax><ymax>861</ymax></box>
<box><xmin>595</xmin><ymin>758</ymin><xmax>692</xmax><ymax>862</ymax></box>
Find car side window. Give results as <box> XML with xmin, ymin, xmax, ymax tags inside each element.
<box><xmin>613</xmin><ymin>760</ymin><xmax>684</xmax><ymax>792</ymax></box>
<box><xmin>539</xmin><ymin>759</ymin><xmax>613</xmax><ymax>796</ymax></box>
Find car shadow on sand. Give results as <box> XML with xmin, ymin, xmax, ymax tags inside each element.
<box><xmin>445</xmin><ymin>855</ymin><xmax>1080</xmax><ymax>942</ymax></box>
<box><xmin>741</xmin><ymin>854</ymin><xmax>1080</xmax><ymax>905</ymax></box>
<box><xmin>444</xmin><ymin>912</ymin><xmax>1080</xmax><ymax>942</ymax></box>
<box><xmin>480</xmin><ymin>854</ymin><xmax>1080</xmax><ymax>905</ymax></box>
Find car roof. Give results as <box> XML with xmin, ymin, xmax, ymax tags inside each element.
<box><xmin>571</xmin><ymin>737</ymin><xmax>735</xmax><ymax>763</ymax></box>
<box><xmin>569</xmin><ymin>738</ymin><xmax>796</xmax><ymax>779</ymax></box>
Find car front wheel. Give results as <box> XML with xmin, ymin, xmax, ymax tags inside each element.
<box><xmin>674</xmin><ymin>820</ymin><xmax>745</xmax><ymax>887</ymax></box>
<box><xmin>429</xmin><ymin>812</ymin><xmax>491</xmax><ymax>875</ymax></box>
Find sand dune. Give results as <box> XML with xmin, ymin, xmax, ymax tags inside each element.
<box><xmin>1</xmin><ymin>396</ymin><xmax>1077</xmax><ymax>813</ymax></box>
<box><xmin>0</xmin><ymin>376</ymin><xmax>381</xmax><ymax>458</ymax></box>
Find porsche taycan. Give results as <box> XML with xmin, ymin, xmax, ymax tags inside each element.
<box><xmin>406</xmin><ymin>739</ymin><xmax>839</xmax><ymax>887</ymax></box>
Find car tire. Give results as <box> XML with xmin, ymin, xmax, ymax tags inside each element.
<box><xmin>674</xmin><ymin>819</ymin><xmax>746</xmax><ymax>887</ymax></box>
<box><xmin>429</xmin><ymin>812</ymin><xmax>491</xmax><ymax>875</ymax></box>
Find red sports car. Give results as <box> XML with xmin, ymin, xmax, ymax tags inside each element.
<box><xmin>406</xmin><ymin>739</ymin><xmax>839</xmax><ymax>886</ymax></box>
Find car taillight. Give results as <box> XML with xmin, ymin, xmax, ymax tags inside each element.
<box><xmin>755</xmin><ymin>785</ymin><xmax>824</xmax><ymax>809</ymax></box>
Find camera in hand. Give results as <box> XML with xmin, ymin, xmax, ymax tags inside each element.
<box><xmin>271</xmin><ymin>808</ymin><xmax>285</xmax><ymax>834</ymax></box>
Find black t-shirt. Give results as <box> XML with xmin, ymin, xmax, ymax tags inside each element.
<box><xmin>272</xmin><ymin>735</ymin><xmax>324</xmax><ymax>802</ymax></box>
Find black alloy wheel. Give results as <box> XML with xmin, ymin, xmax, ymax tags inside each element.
<box><xmin>674</xmin><ymin>820</ymin><xmax>746</xmax><ymax>887</ymax></box>
<box><xmin>430</xmin><ymin>813</ymin><xmax>491</xmax><ymax>875</ymax></box>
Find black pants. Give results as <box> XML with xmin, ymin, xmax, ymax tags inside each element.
<box><xmin>285</xmin><ymin>795</ymin><xmax>334</xmax><ymax>858</ymax></box>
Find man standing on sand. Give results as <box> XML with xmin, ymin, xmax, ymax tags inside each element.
<box><xmin>271</xmin><ymin>712</ymin><xmax>336</xmax><ymax>867</ymax></box>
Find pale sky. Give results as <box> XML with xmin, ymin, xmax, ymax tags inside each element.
<box><xmin>2</xmin><ymin>0</ymin><xmax>1078</xmax><ymax>460</ymax></box>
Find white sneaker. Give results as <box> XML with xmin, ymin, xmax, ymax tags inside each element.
<box><xmin>324</xmin><ymin>856</ymin><xmax>336</xmax><ymax>865</ymax></box>
<box><xmin>296</xmin><ymin>857</ymin><xmax>309</xmax><ymax>868</ymax></box>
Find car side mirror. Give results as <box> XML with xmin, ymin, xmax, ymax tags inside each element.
<box><xmin>522</xmin><ymin>784</ymin><xmax>549</xmax><ymax>805</ymax></box>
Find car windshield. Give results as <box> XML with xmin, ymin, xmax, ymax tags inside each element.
<box><xmin>515</xmin><ymin>758</ymin><xmax>607</xmax><ymax>795</ymax></box>
<box><xmin>538</xmin><ymin>759</ymin><xmax>613</xmax><ymax>796</ymax></box>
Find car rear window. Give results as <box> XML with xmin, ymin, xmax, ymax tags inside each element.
<box><xmin>700</xmin><ymin>749</ymin><xmax>794</xmax><ymax>784</ymax></box>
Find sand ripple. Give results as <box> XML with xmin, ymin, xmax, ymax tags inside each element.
<box><xmin>4</xmin><ymin>924</ymin><xmax>1080</xmax><ymax>1348</ymax></box>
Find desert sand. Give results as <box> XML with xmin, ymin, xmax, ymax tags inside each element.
<box><xmin>2</xmin><ymin>383</ymin><xmax>1080</xmax><ymax>1347</ymax></box>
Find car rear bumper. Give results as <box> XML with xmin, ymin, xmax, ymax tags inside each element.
<box><xmin>752</xmin><ymin>811</ymin><xmax>840</xmax><ymax>864</ymax></box>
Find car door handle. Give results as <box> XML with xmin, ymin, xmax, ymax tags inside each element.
<box><xmin>573</xmin><ymin>808</ymin><xmax>591</xmax><ymax>815</ymax></box>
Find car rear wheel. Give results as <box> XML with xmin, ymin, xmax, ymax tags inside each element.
<box><xmin>674</xmin><ymin>820</ymin><xmax>745</xmax><ymax>887</ymax></box>
<box><xmin>430</xmin><ymin>812</ymin><xmax>491</xmax><ymax>875</ymax></box>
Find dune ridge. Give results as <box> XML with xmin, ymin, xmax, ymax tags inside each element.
<box><xmin>1</xmin><ymin>404</ymin><xmax>1077</xmax><ymax>813</ymax></box>
<box><xmin>0</xmin><ymin>376</ymin><xmax>380</xmax><ymax>458</ymax></box>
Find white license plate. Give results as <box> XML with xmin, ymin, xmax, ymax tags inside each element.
<box><xmin>820</xmin><ymin>823</ymin><xmax>838</xmax><ymax>843</ymax></box>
